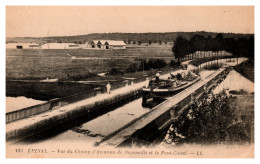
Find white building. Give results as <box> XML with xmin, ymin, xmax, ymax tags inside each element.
<box><xmin>104</xmin><ymin>40</ymin><xmax>126</xmax><ymax>49</ymax></box>
<box><xmin>41</xmin><ymin>43</ymin><xmax>80</xmax><ymax>49</ymax></box>
<box><xmin>6</xmin><ymin>43</ymin><xmax>41</xmax><ymax>49</ymax></box>
<box><xmin>90</xmin><ymin>40</ymin><xmax>126</xmax><ymax>49</ymax></box>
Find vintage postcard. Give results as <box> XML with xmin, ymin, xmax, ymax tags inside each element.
<box><xmin>5</xmin><ymin>6</ymin><xmax>254</xmax><ymax>158</ymax></box>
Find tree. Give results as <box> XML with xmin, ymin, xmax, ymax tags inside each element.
<box><xmin>223</xmin><ymin>37</ymin><xmax>235</xmax><ymax>60</ymax></box>
<box><xmin>190</xmin><ymin>34</ymin><xmax>206</xmax><ymax>58</ymax></box>
<box><xmin>172</xmin><ymin>36</ymin><xmax>191</xmax><ymax>64</ymax></box>
<box><xmin>215</xmin><ymin>33</ymin><xmax>224</xmax><ymax>59</ymax></box>
<box><xmin>223</xmin><ymin>36</ymin><xmax>254</xmax><ymax>61</ymax></box>
<box><xmin>247</xmin><ymin>36</ymin><xmax>254</xmax><ymax>59</ymax></box>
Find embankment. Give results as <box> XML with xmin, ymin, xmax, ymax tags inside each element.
<box><xmin>6</xmin><ymin>82</ymin><xmax>144</xmax><ymax>141</ymax></box>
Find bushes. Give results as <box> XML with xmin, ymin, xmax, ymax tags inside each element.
<box><xmin>164</xmin><ymin>92</ymin><xmax>254</xmax><ymax>145</ymax></box>
<box><xmin>109</xmin><ymin>68</ymin><xmax>124</xmax><ymax>75</ymax></box>
<box><xmin>234</xmin><ymin>60</ymin><xmax>254</xmax><ymax>82</ymax></box>
<box><xmin>126</xmin><ymin>63</ymin><xmax>139</xmax><ymax>73</ymax></box>
<box><xmin>108</xmin><ymin>59</ymin><xmax>167</xmax><ymax>75</ymax></box>
<box><xmin>170</xmin><ymin>60</ymin><xmax>180</xmax><ymax>66</ymax></box>
<box><xmin>229</xmin><ymin>89</ymin><xmax>248</xmax><ymax>95</ymax></box>
<box><xmin>153</xmin><ymin>59</ymin><xmax>167</xmax><ymax>68</ymax></box>
<box><xmin>67</xmin><ymin>72</ymin><xmax>97</xmax><ymax>81</ymax></box>
<box><xmin>139</xmin><ymin>59</ymin><xmax>167</xmax><ymax>71</ymax></box>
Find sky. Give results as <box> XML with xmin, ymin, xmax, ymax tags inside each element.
<box><xmin>6</xmin><ymin>6</ymin><xmax>254</xmax><ymax>37</ymax></box>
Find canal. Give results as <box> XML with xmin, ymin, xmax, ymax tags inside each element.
<box><xmin>9</xmin><ymin>57</ymin><xmax>247</xmax><ymax>148</ymax></box>
<box><xmin>12</xmin><ymin>96</ymin><xmax>164</xmax><ymax>148</ymax></box>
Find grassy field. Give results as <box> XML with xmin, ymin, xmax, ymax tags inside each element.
<box><xmin>6</xmin><ymin>47</ymin><xmax>175</xmax><ymax>100</ymax></box>
<box><xmin>6</xmin><ymin>81</ymin><xmax>99</xmax><ymax>100</ymax></box>
<box><xmin>6</xmin><ymin>47</ymin><xmax>173</xmax><ymax>80</ymax></box>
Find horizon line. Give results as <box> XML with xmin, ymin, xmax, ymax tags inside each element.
<box><xmin>6</xmin><ymin>31</ymin><xmax>255</xmax><ymax>38</ymax></box>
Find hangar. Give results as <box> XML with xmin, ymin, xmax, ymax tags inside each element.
<box><xmin>6</xmin><ymin>43</ymin><xmax>41</xmax><ymax>49</ymax></box>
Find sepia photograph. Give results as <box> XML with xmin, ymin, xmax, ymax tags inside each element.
<box><xmin>5</xmin><ymin>6</ymin><xmax>254</xmax><ymax>158</ymax></box>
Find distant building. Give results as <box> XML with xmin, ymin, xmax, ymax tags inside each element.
<box><xmin>90</xmin><ymin>40</ymin><xmax>99</xmax><ymax>48</ymax></box>
<box><xmin>104</xmin><ymin>40</ymin><xmax>126</xmax><ymax>49</ymax></box>
<box><xmin>97</xmin><ymin>40</ymin><xmax>108</xmax><ymax>49</ymax></box>
<box><xmin>90</xmin><ymin>40</ymin><xmax>126</xmax><ymax>49</ymax></box>
<box><xmin>6</xmin><ymin>43</ymin><xmax>41</xmax><ymax>49</ymax></box>
<box><xmin>41</xmin><ymin>43</ymin><xmax>80</xmax><ymax>49</ymax></box>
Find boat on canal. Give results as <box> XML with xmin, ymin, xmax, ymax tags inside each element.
<box><xmin>142</xmin><ymin>71</ymin><xmax>201</xmax><ymax>106</ymax></box>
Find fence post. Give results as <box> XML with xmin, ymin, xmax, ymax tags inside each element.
<box><xmin>18</xmin><ymin>111</ymin><xmax>21</xmax><ymax>120</ymax></box>
<box><xmin>10</xmin><ymin>114</ymin><xmax>12</xmax><ymax>122</ymax></box>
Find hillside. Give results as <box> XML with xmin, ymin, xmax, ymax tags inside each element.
<box><xmin>6</xmin><ymin>31</ymin><xmax>254</xmax><ymax>44</ymax></box>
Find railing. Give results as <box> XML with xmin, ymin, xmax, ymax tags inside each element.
<box><xmin>6</xmin><ymin>102</ymin><xmax>52</xmax><ymax>123</ymax></box>
<box><xmin>6</xmin><ymin>89</ymin><xmax>101</xmax><ymax>123</ymax></box>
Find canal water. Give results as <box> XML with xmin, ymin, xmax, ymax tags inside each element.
<box><xmin>14</xmin><ymin>97</ymin><xmax>162</xmax><ymax>148</ymax></box>
<box><xmin>6</xmin><ymin>96</ymin><xmax>46</xmax><ymax>113</ymax></box>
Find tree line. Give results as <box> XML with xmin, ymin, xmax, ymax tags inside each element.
<box><xmin>7</xmin><ymin>31</ymin><xmax>253</xmax><ymax>44</ymax></box>
<box><xmin>172</xmin><ymin>33</ymin><xmax>254</xmax><ymax>64</ymax></box>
